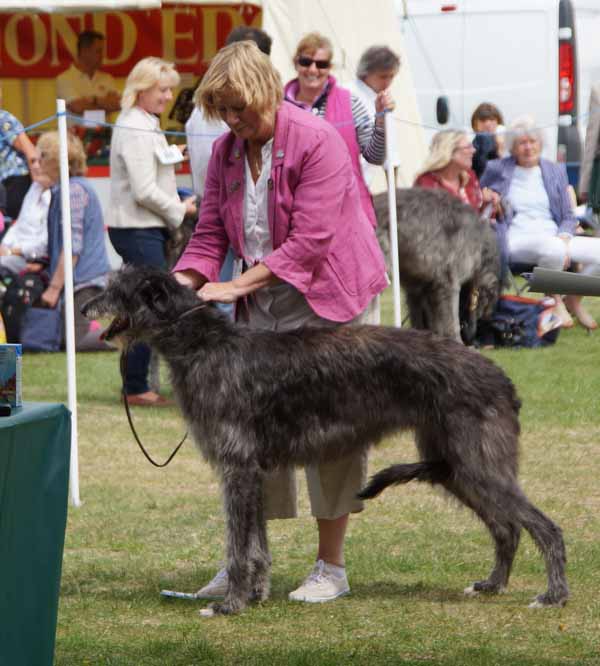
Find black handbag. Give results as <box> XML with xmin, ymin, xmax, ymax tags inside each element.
<box><xmin>476</xmin><ymin>295</ymin><xmax>562</xmax><ymax>348</ymax></box>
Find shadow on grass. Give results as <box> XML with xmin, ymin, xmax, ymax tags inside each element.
<box><xmin>55</xmin><ymin>637</ymin><xmax>595</xmax><ymax>666</ymax></box>
<box><xmin>62</xmin><ymin>571</ymin><xmax>508</xmax><ymax>607</ymax></box>
<box><xmin>155</xmin><ymin>575</ymin><xmax>512</xmax><ymax>607</ymax></box>
<box><xmin>351</xmin><ymin>579</ymin><xmax>469</xmax><ymax>603</ymax></box>
<box><xmin>152</xmin><ymin>574</ymin><xmax>470</xmax><ymax>607</ymax></box>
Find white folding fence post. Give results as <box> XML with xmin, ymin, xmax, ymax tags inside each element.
<box><xmin>57</xmin><ymin>99</ymin><xmax>81</xmax><ymax>507</ymax></box>
<box><xmin>384</xmin><ymin>111</ymin><xmax>402</xmax><ymax>327</ymax></box>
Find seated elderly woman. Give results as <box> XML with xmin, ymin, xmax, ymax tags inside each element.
<box><xmin>36</xmin><ymin>131</ymin><xmax>112</xmax><ymax>348</ymax></box>
<box><xmin>481</xmin><ymin>116</ymin><xmax>600</xmax><ymax>330</ymax></box>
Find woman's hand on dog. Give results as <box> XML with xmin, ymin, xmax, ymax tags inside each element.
<box><xmin>198</xmin><ymin>281</ymin><xmax>240</xmax><ymax>303</ymax></box>
<box><xmin>198</xmin><ymin>263</ymin><xmax>279</xmax><ymax>303</ymax></box>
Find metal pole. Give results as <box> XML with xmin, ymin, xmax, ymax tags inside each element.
<box><xmin>57</xmin><ymin>99</ymin><xmax>80</xmax><ymax>507</ymax></box>
<box><xmin>385</xmin><ymin>111</ymin><xmax>402</xmax><ymax>327</ymax></box>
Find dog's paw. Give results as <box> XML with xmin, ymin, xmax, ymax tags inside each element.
<box><xmin>528</xmin><ymin>592</ymin><xmax>568</xmax><ymax>609</ymax></box>
<box><xmin>464</xmin><ymin>580</ymin><xmax>506</xmax><ymax>597</ymax></box>
<box><xmin>201</xmin><ymin>600</ymin><xmax>244</xmax><ymax>616</ymax></box>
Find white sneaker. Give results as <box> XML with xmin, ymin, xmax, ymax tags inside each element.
<box><xmin>288</xmin><ymin>559</ymin><xmax>350</xmax><ymax>603</ymax></box>
<box><xmin>194</xmin><ymin>568</ymin><xmax>228</xmax><ymax>599</ymax></box>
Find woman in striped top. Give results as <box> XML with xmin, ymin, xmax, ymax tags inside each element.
<box><xmin>284</xmin><ymin>32</ymin><xmax>394</xmax><ymax>230</ymax></box>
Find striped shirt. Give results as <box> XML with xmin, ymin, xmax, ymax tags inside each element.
<box><xmin>285</xmin><ymin>83</ymin><xmax>386</xmax><ymax>165</ymax></box>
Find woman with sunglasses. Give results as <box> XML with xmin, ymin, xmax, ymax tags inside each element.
<box><xmin>284</xmin><ymin>32</ymin><xmax>394</xmax><ymax>234</ymax></box>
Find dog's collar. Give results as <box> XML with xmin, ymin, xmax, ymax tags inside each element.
<box><xmin>177</xmin><ymin>304</ymin><xmax>207</xmax><ymax>321</ymax></box>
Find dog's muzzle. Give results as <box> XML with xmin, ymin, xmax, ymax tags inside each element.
<box><xmin>101</xmin><ymin>315</ymin><xmax>131</xmax><ymax>341</ymax></box>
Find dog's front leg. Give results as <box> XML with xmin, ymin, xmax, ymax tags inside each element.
<box><xmin>430</xmin><ymin>282</ymin><xmax>462</xmax><ymax>342</ymax></box>
<box><xmin>204</xmin><ymin>466</ymin><xmax>257</xmax><ymax>616</ymax></box>
<box><xmin>249</xmin><ymin>474</ymin><xmax>271</xmax><ymax>602</ymax></box>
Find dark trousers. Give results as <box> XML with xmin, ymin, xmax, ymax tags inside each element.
<box><xmin>108</xmin><ymin>227</ymin><xmax>168</xmax><ymax>395</ymax></box>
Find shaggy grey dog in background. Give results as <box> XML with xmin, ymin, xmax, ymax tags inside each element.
<box><xmin>374</xmin><ymin>188</ymin><xmax>501</xmax><ymax>344</ymax></box>
<box><xmin>82</xmin><ymin>266</ymin><xmax>568</xmax><ymax>616</ymax></box>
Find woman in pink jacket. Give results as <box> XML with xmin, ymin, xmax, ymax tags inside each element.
<box><xmin>174</xmin><ymin>41</ymin><xmax>387</xmax><ymax>605</ymax></box>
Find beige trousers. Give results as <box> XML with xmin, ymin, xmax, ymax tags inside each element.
<box><xmin>244</xmin><ymin>287</ymin><xmax>378</xmax><ymax>520</ymax></box>
<box><xmin>262</xmin><ymin>450</ymin><xmax>368</xmax><ymax>520</ymax></box>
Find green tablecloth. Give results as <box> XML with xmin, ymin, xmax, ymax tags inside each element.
<box><xmin>0</xmin><ymin>402</ymin><xmax>71</xmax><ymax>666</ymax></box>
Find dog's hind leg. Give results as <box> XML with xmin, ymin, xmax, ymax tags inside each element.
<box><xmin>511</xmin><ymin>492</ymin><xmax>569</xmax><ymax>607</ymax></box>
<box><xmin>414</xmin><ymin>424</ymin><xmax>519</xmax><ymax>594</ymax></box>
<box><xmin>447</xmin><ymin>478</ymin><xmax>522</xmax><ymax>595</ymax></box>
<box><xmin>453</xmin><ymin>476</ymin><xmax>568</xmax><ymax>607</ymax></box>
<box><xmin>489</xmin><ymin>484</ymin><xmax>568</xmax><ymax>607</ymax></box>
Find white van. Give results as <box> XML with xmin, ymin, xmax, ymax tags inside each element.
<box><xmin>397</xmin><ymin>0</ymin><xmax>600</xmax><ymax>189</ymax></box>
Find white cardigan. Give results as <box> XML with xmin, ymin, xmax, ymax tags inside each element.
<box><xmin>109</xmin><ymin>106</ymin><xmax>186</xmax><ymax>230</ymax></box>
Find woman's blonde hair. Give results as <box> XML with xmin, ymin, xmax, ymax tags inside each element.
<box><xmin>37</xmin><ymin>130</ymin><xmax>87</xmax><ymax>179</ymax></box>
<box><xmin>293</xmin><ymin>31</ymin><xmax>333</xmax><ymax>62</ymax></box>
<box><xmin>415</xmin><ymin>130</ymin><xmax>470</xmax><ymax>182</ymax></box>
<box><xmin>121</xmin><ymin>57</ymin><xmax>180</xmax><ymax>111</ymax></box>
<box><xmin>195</xmin><ymin>41</ymin><xmax>282</xmax><ymax>121</ymax></box>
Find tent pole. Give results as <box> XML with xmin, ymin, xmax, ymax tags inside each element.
<box><xmin>57</xmin><ymin>99</ymin><xmax>81</xmax><ymax>507</ymax></box>
<box><xmin>384</xmin><ymin>112</ymin><xmax>401</xmax><ymax>327</ymax></box>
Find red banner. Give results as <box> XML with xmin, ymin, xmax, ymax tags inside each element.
<box><xmin>0</xmin><ymin>3</ymin><xmax>261</xmax><ymax>78</ymax></box>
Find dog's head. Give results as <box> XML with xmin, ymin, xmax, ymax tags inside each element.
<box><xmin>81</xmin><ymin>265</ymin><xmax>202</xmax><ymax>346</ymax></box>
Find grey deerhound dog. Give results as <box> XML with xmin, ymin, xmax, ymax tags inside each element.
<box><xmin>82</xmin><ymin>265</ymin><xmax>568</xmax><ymax>615</ymax></box>
<box><xmin>374</xmin><ymin>188</ymin><xmax>502</xmax><ymax>344</ymax></box>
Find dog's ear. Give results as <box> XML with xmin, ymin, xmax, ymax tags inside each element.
<box><xmin>139</xmin><ymin>276</ymin><xmax>172</xmax><ymax>316</ymax></box>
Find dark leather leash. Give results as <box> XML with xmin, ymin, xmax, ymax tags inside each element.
<box><xmin>119</xmin><ymin>303</ymin><xmax>206</xmax><ymax>467</ymax></box>
<box><xmin>120</xmin><ymin>351</ymin><xmax>187</xmax><ymax>467</ymax></box>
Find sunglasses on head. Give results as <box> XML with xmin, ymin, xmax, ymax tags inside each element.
<box><xmin>297</xmin><ymin>56</ymin><xmax>331</xmax><ymax>70</ymax></box>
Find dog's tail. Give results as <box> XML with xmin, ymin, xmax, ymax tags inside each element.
<box><xmin>358</xmin><ymin>461</ymin><xmax>451</xmax><ymax>499</ymax></box>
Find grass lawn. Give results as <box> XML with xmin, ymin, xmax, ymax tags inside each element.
<box><xmin>24</xmin><ymin>287</ymin><xmax>600</xmax><ymax>665</ymax></box>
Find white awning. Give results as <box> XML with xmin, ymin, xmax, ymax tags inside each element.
<box><xmin>0</xmin><ymin>1</ymin><xmax>161</xmax><ymax>11</ymax></box>
<box><xmin>0</xmin><ymin>0</ymin><xmax>266</xmax><ymax>10</ymax></box>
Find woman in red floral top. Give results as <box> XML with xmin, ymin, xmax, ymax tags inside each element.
<box><xmin>414</xmin><ymin>130</ymin><xmax>500</xmax><ymax>214</ymax></box>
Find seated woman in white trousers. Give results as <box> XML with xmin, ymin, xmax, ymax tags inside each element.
<box><xmin>481</xmin><ymin>115</ymin><xmax>600</xmax><ymax>330</ymax></box>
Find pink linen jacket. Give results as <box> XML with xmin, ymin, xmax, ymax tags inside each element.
<box><xmin>173</xmin><ymin>101</ymin><xmax>387</xmax><ymax>322</ymax></box>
